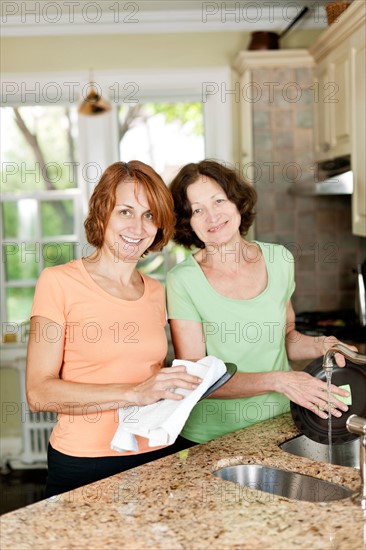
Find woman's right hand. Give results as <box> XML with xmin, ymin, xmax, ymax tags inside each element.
<box><xmin>277</xmin><ymin>371</ymin><xmax>350</xmax><ymax>419</ymax></box>
<box><xmin>130</xmin><ymin>366</ymin><xmax>202</xmax><ymax>406</ymax></box>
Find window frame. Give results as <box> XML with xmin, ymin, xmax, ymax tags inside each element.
<box><xmin>1</xmin><ymin>188</ymin><xmax>83</xmax><ymax>331</ymax></box>
<box><xmin>1</xmin><ymin>67</ymin><xmax>235</xmax><ymax>341</ymax></box>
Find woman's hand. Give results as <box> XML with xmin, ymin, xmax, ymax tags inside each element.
<box><xmin>130</xmin><ymin>366</ymin><xmax>202</xmax><ymax>406</ymax></box>
<box><xmin>278</xmin><ymin>371</ymin><xmax>350</xmax><ymax>419</ymax></box>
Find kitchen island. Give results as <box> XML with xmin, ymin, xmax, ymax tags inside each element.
<box><xmin>0</xmin><ymin>413</ymin><xmax>364</xmax><ymax>550</ymax></box>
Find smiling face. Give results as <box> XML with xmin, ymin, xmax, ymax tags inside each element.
<box><xmin>103</xmin><ymin>179</ymin><xmax>158</xmax><ymax>262</ymax></box>
<box><xmin>187</xmin><ymin>175</ymin><xmax>242</xmax><ymax>247</ymax></box>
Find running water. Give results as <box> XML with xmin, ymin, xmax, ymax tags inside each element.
<box><xmin>325</xmin><ymin>369</ymin><xmax>333</xmax><ymax>464</ymax></box>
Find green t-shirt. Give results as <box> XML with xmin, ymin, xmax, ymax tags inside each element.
<box><xmin>166</xmin><ymin>241</ymin><xmax>295</xmax><ymax>443</ymax></box>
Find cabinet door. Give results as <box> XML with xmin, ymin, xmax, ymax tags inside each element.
<box><xmin>314</xmin><ymin>61</ymin><xmax>332</xmax><ymax>161</ymax></box>
<box><xmin>351</xmin><ymin>27</ymin><xmax>366</xmax><ymax>237</ymax></box>
<box><xmin>329</xmin><ymin>46</ymin><xmax>351</xmax><ymax>156</ymax></box>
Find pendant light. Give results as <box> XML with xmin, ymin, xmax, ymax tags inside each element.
<box><xmin>78</xmin><ymin>75</ymin><xmax>112</xmax><ymax>116</ymax></box>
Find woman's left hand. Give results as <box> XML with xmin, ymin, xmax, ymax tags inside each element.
<box><xmin>277</xmin><ymin>370</ymin><xmax>350</xmax><ymax>418</ymax></box>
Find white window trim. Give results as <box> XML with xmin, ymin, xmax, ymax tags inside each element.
<box><xmin>1</xmin><ymin>66</ymin><xmax>235</xmax><ymax>172</ymax></box>
<box><xmin>1</xmin><ymin>189</ymin><xmax>83</xmax><ymax>334</ymax></box>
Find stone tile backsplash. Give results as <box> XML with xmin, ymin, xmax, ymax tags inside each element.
<box><xmin>251</xmin><ymin>66</ymin><xmax>366</xmax><ymax>314</ymax></box>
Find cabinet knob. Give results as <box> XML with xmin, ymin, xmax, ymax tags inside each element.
<box><xmin>323</xmin><ymin>143</ymin><xmax>330</xmax><ymax>152</ymax></box>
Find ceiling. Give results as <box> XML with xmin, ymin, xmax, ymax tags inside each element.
<box><xmin>2</xmin><ymin>1</ymin><xmax>330</xmax><ymax>37</ymax></box>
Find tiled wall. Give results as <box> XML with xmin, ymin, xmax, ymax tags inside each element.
<box><xmin>251</xmin><ymin>66</ymin><xmax>366</xmax><ymax>313</ymax></box>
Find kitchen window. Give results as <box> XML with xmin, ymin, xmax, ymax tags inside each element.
<box><xmin>1</xmin><ymin>105</ymin><xmax>83</xmax><ymax>333</ymax></box>
<box><xmin>1</xmin><ymin>67</ymin><xmax>234</xmax><ymax>337</ymax></box>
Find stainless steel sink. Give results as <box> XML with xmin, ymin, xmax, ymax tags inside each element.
<box><xmin>280</xmin><ymin>435</ymin><xmax>360</xmax><ymax>468</ymax></box>
<box><xmin>212</xmin><ymin>464</ymin><xmax>353</xmax><ymax>502</ymax></box>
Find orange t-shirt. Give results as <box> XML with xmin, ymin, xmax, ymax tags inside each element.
<box><xmin>30</xmin><ymin>259</ymin><xmax>168</xmax><ymax>457</ymax></box>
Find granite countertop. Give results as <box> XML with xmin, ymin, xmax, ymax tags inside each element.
<box><xmin>0</xmin><ymin>413</ymin><xmax>364</xmax><ymax>550</ymax></box>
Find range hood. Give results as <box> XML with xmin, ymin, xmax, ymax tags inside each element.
<box><xmin>289</xmin><ymin>155</ymin><xmax>353</xmax><ymax>196</ymax></box>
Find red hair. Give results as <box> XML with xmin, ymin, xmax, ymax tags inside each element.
<box><xmin>84</xmin><ymin>161</ymin><xmax>175</xmax><ymax>251</ymax></box>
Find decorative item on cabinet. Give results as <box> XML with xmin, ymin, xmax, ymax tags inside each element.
<box><xmin>247</xmin><ymin>7</ymin><xmax>309</xmax><ymax>51</ymax></box>
<box><xmin>325</xmin><ymin>2</ymin><xmax>351</xmax><ymax>25</ymax></box>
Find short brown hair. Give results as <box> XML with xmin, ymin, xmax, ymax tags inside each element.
<box><xmin>84</xmin><ymin>161</ymin><xmax>175</xmax><ymax>252</ymax></box>
<box><xmin>169</xmin><ymin>160</ymin><xmax>257</xmax><ymax>249</ymax></box>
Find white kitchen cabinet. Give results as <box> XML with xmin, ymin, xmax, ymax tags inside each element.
<box><xmin>314</xmin><ymin>43</ymin><xmax>351</xmax><ymax>161</ymax></box>
<box><xmin>310</xmin><ymin>1</ymin><xmax>366</xmax><ymax>236</ymax></box>
<box><xmin>330</xmin><ymin>45</ymin><xmax>351</xmax><ymax>156</ymax></box>
<box><xmin>313</xmin><ymin>44</ymin><xmax>351</xmax><ymax>161</ymax></box>
<box><xmin>313</xmin><ymin>59</ymin><xmax>332</xmax><ymax>160</ymax></box>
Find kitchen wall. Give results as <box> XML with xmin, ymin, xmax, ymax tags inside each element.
<box><xmin>251</xmin><ymin>65</ymin><xmax>365</xmax><ymax>313</ymax></box>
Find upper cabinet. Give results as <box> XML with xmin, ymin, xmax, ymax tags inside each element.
<box><xmin>313</xmin><ymin>43</ymin><xmax>351</xmax><ymax>161</ymax></box>
<box><xmin>310</xmin><ymin>2</ymin><xmax>366</xmax><ymax>236</ymax></box>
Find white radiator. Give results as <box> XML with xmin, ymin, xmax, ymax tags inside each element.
<box><xmin>21</xmin><ymin>410</ymin><xmax>57</xmax><ymax>464</ymax></box>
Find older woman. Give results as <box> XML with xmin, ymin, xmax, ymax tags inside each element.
<box><xmin>166</xmin><ymin>160</ymin><xmax>354</xmax><ymax>445</ymax></box>
<box><xmin>26</xmin><ymin>161</ymin><xmax>201</xmax><ymax>496</ymax></box>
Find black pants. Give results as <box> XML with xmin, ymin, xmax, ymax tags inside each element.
<box><xmin>46</xmin><ymin>436</ymin><xmax>196</xmax><ymax>498</ymax></box>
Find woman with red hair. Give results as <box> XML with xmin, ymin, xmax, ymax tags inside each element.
<box><xmin>26</xmin><ymin>161</ymin><xmax>200</xmax><ymax>497</ymax></box>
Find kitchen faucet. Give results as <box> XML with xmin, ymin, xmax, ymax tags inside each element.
<box><xmin>347</xmin><ymin>415</ymin><xmax>366</xmax><ymax>510</ymax></box>
<box><xmin>322</xmin><ymin>343</ymin><xmax>366</xmax><ymax>372</ymax></box>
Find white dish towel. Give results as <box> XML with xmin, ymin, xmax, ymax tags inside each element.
<box><xmin>111</xmin><ymin>355</ymin><xmax>227</xmax><ymax>452</ymax></box>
